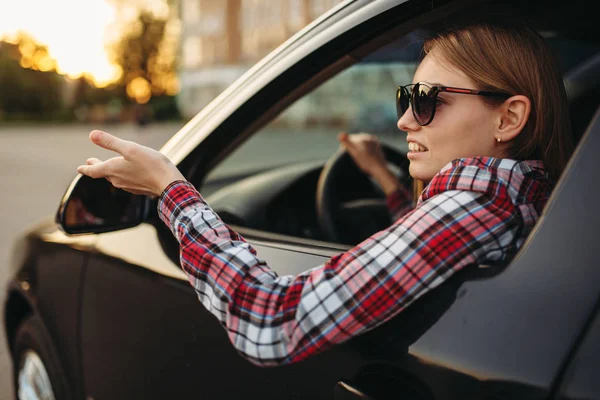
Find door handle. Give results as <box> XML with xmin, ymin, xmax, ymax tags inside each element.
<box><xmin>334</xmin><ymin>381</ymin><xmax>374</xmax><ymax>400</ymax></box>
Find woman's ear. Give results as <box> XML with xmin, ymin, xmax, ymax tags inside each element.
<box><xmin>496</xmin><ymin>95</ymin><xmax>531</xmax><ymax>142</ymax></box>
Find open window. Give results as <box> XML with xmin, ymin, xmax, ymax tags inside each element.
<box><xmin>197</xmin><ymin>0</ymin><xmax>600</xmax><ymax>247</ymax></box>
<box><xmin>202</xmin><ymin>29</ymin><xmax>429</xmax><ymax>244</ymax></box>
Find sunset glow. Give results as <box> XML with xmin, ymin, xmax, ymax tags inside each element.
<box><xmin>1</xmin><ymin>0</ymin><xmax>125</xmax><ymax>86</ymax></box>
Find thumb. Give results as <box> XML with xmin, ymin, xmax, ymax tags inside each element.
<box><xmin>338</xmin><ymin>132</ymin><xmax>352</xmax><ymax>151</ymax></box>
<box><xmin>90</xmin><ymin>130</ymin><xmax>130</xmax><ymax>157</ymax></box>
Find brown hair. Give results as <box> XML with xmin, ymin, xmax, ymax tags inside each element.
<box><xmin>421</xmin><ymin>22</ymin><xmax>573</xmax><ymax>184</ymax></box>
<box><xmin>413</xmin><ymin>179</ymin><xmax>425</xmax><ymax>205</ymax></box>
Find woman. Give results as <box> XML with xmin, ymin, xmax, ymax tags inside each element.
<box><xmin>77</xmin><ymin>22</ymin><xmax>573</xmax><ymax>366</ymax></box>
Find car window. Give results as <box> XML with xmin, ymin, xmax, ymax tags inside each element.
<box><xmin>203</xmin><ymin>29</ymin><xmax>599</xmax><ymax>185</ymax></box>
<box><xmin>201</xmin><ymin>18</ymin><xmax>600</xmax><ymax>245</ymax></box>
<box><xmin>204</xmin><ymin>31</ymin><xmax>428</xmax><ymax>182</ymax></box>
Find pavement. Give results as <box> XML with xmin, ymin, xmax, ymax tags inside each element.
<box><xmin>0</xmin><ymin>122</ymin><xmax>182</xmax><ymax>400</ymax></box>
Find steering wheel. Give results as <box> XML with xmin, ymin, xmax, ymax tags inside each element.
<box><xmin>316</xmin><ymin>144</ymin><xmax>412</xmax><ymax>244</ymax></box>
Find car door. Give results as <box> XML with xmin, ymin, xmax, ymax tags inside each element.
<box><xmin>556</xmin><ymin>298</ymin><xmax>600</xmax><ymax>400</ymax></box>
<box><xmin>79</xmin><ymin>1</ymin><xmax>600</xmax><ymax>399</ymax></box>
<box><xmin>81</xmin><ymin>225</ymin><xmax>362</xmax><ymax>400</ymax></box>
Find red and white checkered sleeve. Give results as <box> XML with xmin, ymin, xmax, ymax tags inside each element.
<box><xmin>157</xmin><ymin>177</ymin><xmax>520</xmax><ymax>366</ymax></box>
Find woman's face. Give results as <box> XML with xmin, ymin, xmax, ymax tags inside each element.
<box><xmin>398</xmin><ymin>51</ymin><xmax>504</xmax><ymax>181</ymax></box>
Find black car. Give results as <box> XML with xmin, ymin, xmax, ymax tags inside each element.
<box><xmin>4</xmin><ymin>0</ymin><xmax>600</xmax><ymax>399</ymax></box>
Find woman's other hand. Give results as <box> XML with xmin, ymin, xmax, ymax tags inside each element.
<box><xmin>338</xmin><ymin>132</ymin><xmax>387</xmax><ymax>176</ymax></box>
<box><xmin>77</xmin><ymin>130</ymin><xmax>186</xmax><ymax>197</ymax></box>
<box><xmin>338</xmin><ymin>132</ymin><xmax>400</xmax><ymax>195</ymax></box>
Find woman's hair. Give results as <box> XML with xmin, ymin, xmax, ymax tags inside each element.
<box><xmin>422</xmin><ymin>22</ymin><xmax>574</xmax><ymax>184</ymax></box>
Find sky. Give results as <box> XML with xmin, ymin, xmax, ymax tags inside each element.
<box><xmin>0</xmin><ymin>0</ymin><xmax>170</xmax><ymax>86</ymax></box>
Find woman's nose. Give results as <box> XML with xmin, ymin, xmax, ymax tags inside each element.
<box><xmin>397</xmin><ymin>106</ymin><xmax>420</xmax><ymax>132</ymax></box>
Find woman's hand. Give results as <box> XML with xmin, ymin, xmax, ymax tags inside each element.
<box><xmin>77</xmin><ymin>130</ymin><xmax>186</xmax><ymax>197</ymax></box>
<box><xmin>338</xmin><ymin>132</ymin><xmax>388</xmax><ymax>176</ymax></box>
<box><xmin>338</xmin><ymin>132</ymin><xmax>401</xmax><ymax>196</ymax></box>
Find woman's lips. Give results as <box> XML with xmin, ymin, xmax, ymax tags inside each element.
<box><xmin>407</xmin><ymin>138</ymin><xmax>428</xmax><ymax>160</ymax></box>
<box><xmin>408</xmin><ymin>142</ymin><xmax>428</xmax><ymax>152</ymax></box>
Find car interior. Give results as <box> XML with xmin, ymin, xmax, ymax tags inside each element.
<box><xmin>193</xmin><ymin>1</ymin><xmax>600</xmax><ymax>248</ymax></box>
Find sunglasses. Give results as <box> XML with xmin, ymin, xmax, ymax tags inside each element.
<box><xmin>396</xmin><ymin>82</ymin><xmax>511</xmax><ymax>126</ymax></box>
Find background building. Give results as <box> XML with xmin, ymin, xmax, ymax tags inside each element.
<box><xmin>178</xmin><ymin>0</ymin><xmax>344</xmax><ymax>118</ymax></box>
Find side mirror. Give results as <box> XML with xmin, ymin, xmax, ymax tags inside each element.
<box><xmin>56</xmin><ymin>174</ymin><xmax>151</xmax><ymax>235</ymax></box>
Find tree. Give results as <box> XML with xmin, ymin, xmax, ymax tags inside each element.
<box><xmin>108</xmin><ymin>9</ymin><xmax>180</xmax><ymax>105</ymax></box>
<box><xmin>0</xmin><ymin>36</ymin><xmax>64</xmax><ymax>120</ymax></box>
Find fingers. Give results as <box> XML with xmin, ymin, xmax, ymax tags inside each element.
<box><xmin>77</xmin><ymin>157</ymin><xmax>120</xmax><ymax>179</ymax></box>
<box><xmin>338</xmin><ymin>132</ymin><xmax>377</xmax><ymax>146</ymax></box>
<box><xmin>77</xmin><ymin>158</ymin><xmax>118</xmax><ymax>179</ymax></box>
<box><xmin>86</xmin><ymin>158</ymin><xmax>102</xmax><ymax>165</ymax></box>
<box><xmin>77</xmin><ymin>163</ymin><xmax>106</xmax><ymax>179</ymax></box>
<box><xmin>89</xmin><ymin>130</ymin><xmax>132</xmax><ymax>157</ymax></box>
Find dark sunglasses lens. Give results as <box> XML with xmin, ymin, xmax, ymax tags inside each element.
<box><xmin>396</xmin><ymin>87</ymin><xmax>410</xmax><ymax>119</ymax></box>
<box><xmin>413</xmin><ymin>83</ymin><xmax>436</xmax><ymax>125</ymax></box>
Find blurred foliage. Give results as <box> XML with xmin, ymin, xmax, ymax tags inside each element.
<box><xmin>72</xmin><ymin>76</ymin><xmax>121</xmax><ymax>106</ymax></box>
<box><xmin>0</xmin><ymin>11</ymin><xmax>182</xmax><ymax>124</ymax></box>
<box><xmin>108</xmin><ymin>9</ymin><xmax>180</xmax><ymax>105</ymax></box>
<box><xmin>0</xmin><ymin>36</ymin><xmax>65</xmax><ymax>121</ymax></box>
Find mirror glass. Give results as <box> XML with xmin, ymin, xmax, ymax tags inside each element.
<box><xmin>59</xmin><ymin>175</ymin><xmax>147</xmax><ymax>234</ymax></box>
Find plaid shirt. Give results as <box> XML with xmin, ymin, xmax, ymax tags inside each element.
<box><xmin>158</xmin><ymin>156</ymin><xmax>551</xmax><ymax>366</ymax></box>
<box><xmin>386</xmin><ymin>183</ymin><xmax>414</xmax><ymax>222</ymax></box>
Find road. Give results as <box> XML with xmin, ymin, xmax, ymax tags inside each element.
<box><xmin>0</xmin><ymin>122</ymin><xmax>182</xmax><ymax>400</ymax></box>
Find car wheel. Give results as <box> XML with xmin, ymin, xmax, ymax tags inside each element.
<box><xmin>12</xmin><ymin>315</ymin><xmax>71</xmax><ymax>400</ymax></box>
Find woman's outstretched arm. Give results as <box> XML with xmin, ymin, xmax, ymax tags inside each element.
<box><xmin>158</xmin><ymin>170</ymin><xmax>519</xmax><ymax>366</ymax></box>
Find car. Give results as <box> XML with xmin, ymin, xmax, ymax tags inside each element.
<box><xmin>4</xmin><ymin>0</ymin><xmax>600</xmax><ymax>399</ymax></box>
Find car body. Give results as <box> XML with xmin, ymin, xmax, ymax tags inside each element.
<box><xmin>4</xmin><ymin>0</ymin><xmax>600</xmax><ymax>399</ymax></box>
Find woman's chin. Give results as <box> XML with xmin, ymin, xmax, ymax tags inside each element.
<box><xmin>408</xmin><ymin>163</ymin><xmax>434</xmax><ymax>182</ymax></box>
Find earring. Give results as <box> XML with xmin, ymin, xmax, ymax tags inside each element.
<box><xmin>496</xmin><ymin>136</ymin><xmax>501</xmax><ymax>145</ymax></box>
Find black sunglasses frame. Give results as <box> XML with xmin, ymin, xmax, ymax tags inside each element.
<box><xmin>396</xmin><ymin>82</ymin><xmax>511</xmax><ymax>126</ymax></box>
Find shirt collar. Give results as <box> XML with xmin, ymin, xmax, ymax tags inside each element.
<box><xmin>420</xmin><ymin>156</ymin><xmax>550</xmax><ymax>206</ymax></box>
